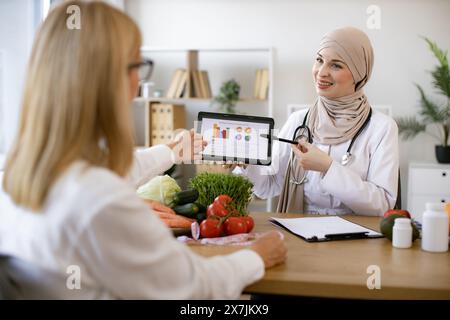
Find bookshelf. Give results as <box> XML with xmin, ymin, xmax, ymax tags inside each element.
<box><xmin>133</xmin><ymin>97</ymin><xmax>266</xmax><ymax>104</ymax></box>
<box><xmin>136</xmin><ymin>47</ymin><xmax>273</xmax><ymax>113</ymax></box>
<box><xmin>132</xmin><ymin>47</ymin><xmax>274</xmax><ymax>205</ymax></box>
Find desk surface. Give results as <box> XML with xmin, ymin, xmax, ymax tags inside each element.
<box><xmin>190</xmin><ymin>212</ymin><xmax>450</xmax><ymax>299</ymax></box>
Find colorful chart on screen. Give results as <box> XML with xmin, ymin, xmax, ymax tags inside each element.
<box><xmin>197</xmin><ymin>112</ymin><xmax>274</xmax><ymax>165</ymax></box>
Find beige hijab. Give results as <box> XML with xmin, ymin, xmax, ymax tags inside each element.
<box><xmin>277</xmin><ymin>27</ymin><xmax>374</xmax><ymax>213</ymax></box>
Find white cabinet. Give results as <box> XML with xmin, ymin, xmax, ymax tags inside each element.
<box><xmin>407</xmin><ymin>162</ymin><xmax>450</xmax><ymax>223</ymax></box>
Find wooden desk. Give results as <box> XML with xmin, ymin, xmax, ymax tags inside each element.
<box><xmin>191</xmin><ymin>213</ymin><xmax>450</xmax><ymax>299</ymax></box>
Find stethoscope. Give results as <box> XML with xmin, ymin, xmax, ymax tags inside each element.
<box><xmin>292</xmin><ymin>107</ymin><xmax>372</xmax><ymax>167</ymax></box>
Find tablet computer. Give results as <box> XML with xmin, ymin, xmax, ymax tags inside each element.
<box><xmin>197</xmin><ymin>112</ymin><xmax>274</xmax><ymax>165</ymax></box>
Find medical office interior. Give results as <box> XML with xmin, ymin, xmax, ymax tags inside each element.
<box><xmin>0</xmin><ymin>0</ymin><xmax>449</xmax><ymax>301</ymax></box>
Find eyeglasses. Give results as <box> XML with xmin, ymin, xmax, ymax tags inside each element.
<box><xmin>128</xmin><ymin>59</ymin><xmax>154</xmax><ymax>83</ymax></box>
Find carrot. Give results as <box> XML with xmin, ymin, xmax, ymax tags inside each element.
<box><xmin>160</xmin><ymin>215</ymin><xmax>195</xmax><ymax>228</ymax></box>
<box><xmin>143</xmin><ymin>199</ymin><xmax>176</xmax><ymax>215</ymax></box>
<box><xmin>154</xmin><ymin>211</ymin><xmax>179</xmax><ymax>220</ymax></box>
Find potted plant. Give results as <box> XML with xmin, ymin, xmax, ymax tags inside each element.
<box><xmin>396</xmin><ymin>37</ymin><xmax>450</xmax><ymax>163</ymax></box>
<box><xmin>211</xmin><ymin>79</ymin><xmax>240</xmax><ymax>114</ymax></box>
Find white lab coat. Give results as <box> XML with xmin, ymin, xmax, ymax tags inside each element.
<box><xmin>238</xmin><ymin>109</ymin><xmax>399</xmax><ymax>216</ymax></box>
<box><xmin>0</xmin><ymin>145</ymin><xmax>264</xmax><ymax>299</ymax></box>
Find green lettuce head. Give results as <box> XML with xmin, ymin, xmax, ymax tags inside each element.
<box><xmin>137</xmin><ymin>175</ymin><xmax>181</xmax><ymax>206</ymax></box>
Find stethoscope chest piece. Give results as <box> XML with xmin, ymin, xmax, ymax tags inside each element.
<box><xmin>341</xmin><ymin>152</ymin><xmax>352</xmax><ymax>166</ymax></box>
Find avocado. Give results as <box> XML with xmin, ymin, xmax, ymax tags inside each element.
<box><xmin>380</xmin><ymin>214</ymin><xmax>420</xmax><ymax>242</ymax></box>
<box><xmin>412</xmin><ymin>223</ymin><xmax>420</xmax><ymax>241</ymax></box>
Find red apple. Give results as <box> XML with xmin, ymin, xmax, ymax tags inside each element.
<box><xmin>383</xmin><ymin>209</ymin><xmax>411</xmax><ymax>219</ymax></box>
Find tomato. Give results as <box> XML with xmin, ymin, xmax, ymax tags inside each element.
<box><xmin>241</xmin><ymin>216</ymin><xmax>254</xmax><ymax>233</ymax></box>
<box><xmin>200</xmin><ymin>218</ymin><xmax>223</xmax><ymax>238</ymax></box>
<box><xmin>206</xmin><ymin>195</ymin><xmax>233</xmax><ymax>218</ymax></box>
<box><xmin>206</xmin><ymin>204</ymin><xmax>215</xmax><ymax>218</ymax></box>
<box><xmin>223</xmin><ymin>217</ymin><xmax>247</xmax><ymax>236</ymax></box>
<box><xmin>214</xmin><ymin>195</ymin><xmax>233</xmax><ymax>206</ymax></box>
<box><xmin>213</xmin><ymin>195</ymin><xmax>233</xmax><ymax>217</ymax></box>
<box><xmin>211</xmin><ymin>202</ymin><xmax>229</xmax><ymax>217</ymax></box>
<box><xmin>383</xmin><ymin>209</ymin><xmax>411</xmax><ymax>219</ymax></box>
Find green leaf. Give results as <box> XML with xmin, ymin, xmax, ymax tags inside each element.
<box><xmin>415</xmin><ymin>84</ymin><xmax>446</xmax><ymax>122</ymax></box>
<box><xmin>397</xmin><ymin>37</ymin><xmax>450</xmax><ymax>145</ymax></box>
<box><xmin>395</xmin><ymin>116</ymin><xmax>427</xmax><ymax>140</ymax></box>
<box><xmin>212</xmin><ymin>79</ymin><xmax>240</xmax><ymax>114</ymax></box>
<box><xmin>421</xmin><ymin>37</ymin><xmax>450</xmax><ymax>98</ymax></box>
<box><xmin>422</xmin><ymin>36</ymin><xmax>448</xmax><ymax>68</ymax></box>
<box><xmin>431</xmin><ymin>64</ymin><xmax>450</xmax><ymax>98</ymax></box>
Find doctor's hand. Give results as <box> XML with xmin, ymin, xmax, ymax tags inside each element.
<box><xmin>167</xmin><ymin>129</ymin><xmax>207</xmax><ymax>164</ymax></box>
<box><xmin>222</xmin><ymin>162</ymin><xmax>248</xmax><ymax>171</ymax></box>
<box><xmin>291</xmin><ymin>140</ymin><xmax>333</xmax><ymax>173</ymax></box>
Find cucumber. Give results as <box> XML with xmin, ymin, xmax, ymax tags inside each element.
<box><xmin>173</xmin><ymin>203</ymin><xmax>199</xmax><ymax>218</ymax></box>
<box><xmin>195</xmin><ymin>202</ymin><xmax>206</xmax><ymax>213</ymax></box>
<box><xmin>196</xmin><ymin>212</ymin><xmax>207</xmax><ymax>223</ymax></box>
<box><xmin>172</xmin><ymin>189</ymin><xmax>199</xmax><ymax>206</ymax></box>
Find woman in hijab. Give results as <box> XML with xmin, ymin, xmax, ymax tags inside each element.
<box><xmin>239</xmin><ymin>27</ymin><xmax>399</xmax><ymax>216</ymax></box>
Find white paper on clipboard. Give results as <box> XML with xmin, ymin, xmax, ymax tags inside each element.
<box><xmin>270</xmin><ymin>216</ymin><xmax>382</xmax><ymax>242</ymax></box>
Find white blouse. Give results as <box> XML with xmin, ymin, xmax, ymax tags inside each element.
<box><xmin>0</xmin><ymin>145</ymin><xmax>264</xmax><ymax>299</ymax></box>
<box><xmin>238</xmin><ymin>109</ymin><xmax>399</xmax><ymax>216</ymax></box>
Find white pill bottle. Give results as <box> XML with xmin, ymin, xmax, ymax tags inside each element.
<box><xmin>393</xmin><ymin>218</ymin><xmax>412</xmax><ymax>249</ymax></box>
<box><xmin>421</xmin><ymin>203</ymin><xmax>449</xmax><ymax>253</ymax></box>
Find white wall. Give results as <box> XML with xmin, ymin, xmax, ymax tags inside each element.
<box><xmin>125</xmin><ymin>0</ymin><xmax>450</xmax><ymax>205</ymax></box>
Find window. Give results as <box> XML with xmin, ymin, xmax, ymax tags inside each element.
<box><xmin>0</xmin><ymin>50</ymin><xmax>4</xmax><ymax>156</ymax></box>
<box><xmin>0</xmin><ymin>0</ymin><xmax>45</xmax><ymax>169</ymax></box>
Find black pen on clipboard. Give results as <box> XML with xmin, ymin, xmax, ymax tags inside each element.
<box><xmin>324</xmin><ymin>232</ymin><xmax>369</xmax><ymax>240</ymax></box>
<box><xmin>260</xmin><ymin>134</ymin><xmax>298</xmax><ymax>145</ymax></box>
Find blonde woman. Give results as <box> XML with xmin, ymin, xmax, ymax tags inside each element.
<box><xmin>0</xmin><ymin>1</ymin><xmax>286</xmax><ymax>299</ymax></box>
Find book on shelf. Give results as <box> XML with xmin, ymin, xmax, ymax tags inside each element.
<box><xmin>254</xmin><ymin>69</ymin><xmax>262</xmax><ymax>99</ymax></box>
<box><xmin>199</xmin><ymin>71</ymin><xmax>212</xmax><ymax>98</ymax></box>
<box><xmin>174</xmin><ymin>70</ymin><xmax>188</xmax><ymax>98</ymax></box>
<box><xmin>191</xmin><ymin>70</ymin><xmax>203</xmax><ymax>98</ymax></box>
<box><xmin>166</xmin><ymin>69</ymin><xmax>189</xmax><ymax>98</ymax></box>
<box><xmin>253</xmin><ymin>68</ymin><xmax>269</xmax><ymax>100</ymax></box>
<box><xmin>188</xmin><ymin>70</ymin><xmax>212</xmax><ymax>99</ymax></box>
<box><xmin>166</xmin><ymin>68</ymin><xmax>182</xmax><ymax>98</ymax></box>
<box><xmin>259</xmin><ymin>69</ymin><xmax>269</xmax><ymax>100</ymax></box>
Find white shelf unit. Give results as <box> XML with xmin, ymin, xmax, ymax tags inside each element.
<box><xmin>407</xmin><ymin>162</ymin><xmax>450</xmax><ymax>223</ymax></box>
<box><xmin>133</xmin><ymin>47</ymin><xmax>274</xmax><ymax>200</ymax></box>
<box><xmin>137</xmin><ymin>46</ymin><xmax>274</xmax><ymax>113</ymax></box>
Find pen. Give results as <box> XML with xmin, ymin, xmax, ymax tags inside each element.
<box><xmin>324</xmin><ymin>232</ymin><xmax>369</xmax><ymax>240</ymax></box>
<box><xmin>260</xmin><ymin>134</ymin><xmax>298</xmax><ymax>145</ymax></box>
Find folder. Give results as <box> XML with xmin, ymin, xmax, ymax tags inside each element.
<box><xmin>270</xmin><ymin>216</ymin><xmax>383</xmax><ymax>242</ymax></box>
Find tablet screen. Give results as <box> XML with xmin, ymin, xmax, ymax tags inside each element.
<box><xmin>197</xmin><ymin>112</ymin><xmax>274</xmax><ymax>165</ymax></box>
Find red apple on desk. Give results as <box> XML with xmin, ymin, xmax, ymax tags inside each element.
<box><xmin>383</xmin><ymin>209</ymin><xmax>411</xmax><ymax>219</ymax></box>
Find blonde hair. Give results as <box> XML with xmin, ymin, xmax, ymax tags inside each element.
<box><xmin>3</xmin><ymin>0</ymin><xmax>142</xmax><ymax>210</ymax></box>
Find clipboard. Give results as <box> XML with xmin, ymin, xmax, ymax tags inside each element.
<box><xmin>270</xmin><ymin>216</ymin><xmax>383</xmax><ymax>242</ymax></box>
